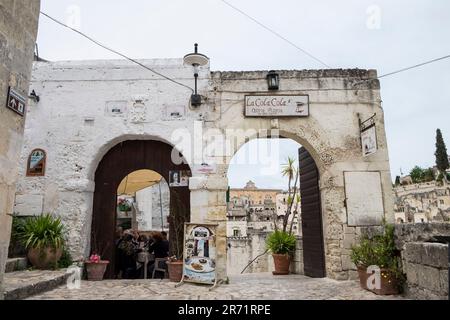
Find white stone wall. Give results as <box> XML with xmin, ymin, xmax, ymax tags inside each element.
<box><xmin>135</xmin><ymin>180</ymin><xmax>170</xmax><ymax>231</ymax></box>
<box><xmin>0</xmin><ymin>0</ymin><xmax>41</xmax><ymax>299</ymax></box>
<box><xmin>226</xmin><ymin>220</ymin><xmax>247</xmax><ymax>237</ymax></box>
<box><xmin>14</xmin><ymin>60</ymin><xmax>394</xmax><ymax>280</ymax></box>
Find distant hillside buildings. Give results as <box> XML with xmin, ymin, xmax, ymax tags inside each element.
<box><xmin>226</xmin><ymin>181</ymin><xmax>301</xmax><ymax>274</ymax></box>
<box><xmin>394</xmin><ymin>181</ymin><xmax>450</xmax><ymax>223</ymax></box>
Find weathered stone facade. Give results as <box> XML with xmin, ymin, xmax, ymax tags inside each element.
<box><xmin>13</xmin><ymin>57</ymin><xmax>394</xmax><ymax>281</ymax></box>
<box><xmin>0</xmin><ymin>0</ymin><xmax>40</xmax><ymax>299</ymax></box>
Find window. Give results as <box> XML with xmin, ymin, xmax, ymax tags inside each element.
<box><xmin>26</xmin><ymin>149</ymin><xmax>46</xmax><ymax>176</ymax></box>
<box><xmin>440</xmin><ymin>200</ymin><xmax>444</xmax><ymax>205</ymax></box>
<box><xmin>233</xmin><ymin>229</ymin><xmax>240</xmax><ymax>237</ymax></box>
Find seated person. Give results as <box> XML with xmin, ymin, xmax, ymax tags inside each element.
<box><xmin>117</xmin><ymin>233</ymin><xmax>137</xmax><ymax>279</ymax></box>
<box><xmin>147</xmin><ymin>232</ymin><xmax>169</xmax><ymax>278</ymax></box>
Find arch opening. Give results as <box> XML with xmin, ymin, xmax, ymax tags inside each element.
<box><xmin>226</xmin><ymin>137</ymin><xmax>326</xmax><ymax>277</ymax></box>
<box><xmin>91</xmin><ymin>140</ymin><xmax>191</xmax><ymax>278</ymax></box>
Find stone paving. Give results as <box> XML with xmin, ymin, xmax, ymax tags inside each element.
<box><xmin>27</xmin><ymin>272</ymin><xmax>406</xmax><ymax>300</ymax></box>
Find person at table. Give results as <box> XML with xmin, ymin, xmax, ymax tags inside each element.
<box><xmin>117</xmin><ymin>232</ymin><xmax>137</xmax><ymax>279</ymax></box>
<box><xmin>147</xmin><ymin>232</ymin><xmax>169</xmax><ymax>278</ymax></box>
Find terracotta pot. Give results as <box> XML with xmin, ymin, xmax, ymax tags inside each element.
<box><xmin>27</xmin><ymin>247</ymin><xmax>63</xmax><ymax>269</ymax></box>
<box><xmin>272</xmin><ymin>254</ymin><xmax>291</xmax><ymax>275</ymax></box>
<box><xmin>357</xmin><ymin>266</ymin><xmax>399</xmax><ymax>295</ymax></box>
<box><xmin>85</xmin><ymin>261</ymin><xmax>109</xmax><ymax>281</ymax></box>
<box><xmin>357</xmin><ymin>266</ymin><xmax>369</xmax><ymax>290</ymax></box>
<box><xmin>167</xmin><ymin>260</ymin><xmax>183</xmax><ymax>282</ymax></box>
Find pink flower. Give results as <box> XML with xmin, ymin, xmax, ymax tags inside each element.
<box><xmin>89</xmin><ymin>254</ymin><xmax>101</xmax><ymax>263</ymax></box>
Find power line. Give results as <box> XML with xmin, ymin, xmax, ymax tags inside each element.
<box><xmin>219</xmin><ymin>0</ymin><xmax>331</xmax><ymax>68</ymax></box>
<box><xmin>378</xmin><ymin>54</ymin><xmax>450</xmax><ymax>79</ymax></box>
<box><xmin>39</xmin><ymin>11</ymin><xmax>194</xmax><ymax>93</ymax></box>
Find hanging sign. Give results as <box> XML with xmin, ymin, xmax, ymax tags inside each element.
<box><xmin>181</xmin><ymin>223</ymin><xmax>218</xmax><ymax>285</ymax></box>
<box><xmin>360</xmin><ymin>114</ymin><xmax>377</xmax><ymax>157</ymax></box>
<box><xmin>244</xmin><ymin>95</ymin><xmax>309</xmax><ymax>117</ymax></box>
<box><xmin>6</xmin><ymin>87</ymin><xmax>26</xmax><ymax>116</ymax></box>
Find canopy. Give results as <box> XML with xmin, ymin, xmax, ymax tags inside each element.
<box><xmin>117</xmin><ymin>169</ymin><xmax>162</xmax><ymax>195</ymax></box>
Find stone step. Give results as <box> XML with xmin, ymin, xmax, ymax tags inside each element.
<box><xmin>3</xmin><ymin>269</ymin><xmax>69</xmax><ymax>300</ymax></box>
<box><xmin>5</xmin><ymin>257</ymin><xmax>28</xmax><ymax>273</ymax></box>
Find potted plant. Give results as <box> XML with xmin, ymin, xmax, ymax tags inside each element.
<box><xmin>118</xmin><ymin>198</ymin><xmax>131</xmax><ymax>212</ymax></box>
<box><xmin>351</xmin><ymin>222</ymin><xmax>404</xmax><ymax>295</ymax></box>
<box><xmin>266</xmin><ymin>230</ymin><xmax>296</xmax><ymax>275</ymax></box>
<box><xmin>20</xmin><ymin>214</ymin><xmax>65</xmax><ymax>269</ymax></box>
<box><xmin>84</xmin><ymin>253</ymin><xmax>109</xmax><ymax>281</ymax></box>
<box><xmin>266</xmin><ymin>157</ymin><xmax>300</xmax><ymax>275</ymax></box>
<box><xmin>166</xmin><ymin>255</ymin><xmax>183</xmax><ymax>282</ymax></box>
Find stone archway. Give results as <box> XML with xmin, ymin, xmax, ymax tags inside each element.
<box><xmin>225</xmin><ymin>132</ymin><xmax>327</xmax><ymax>277</ymax></box>
<box><xmin>91</xmin><ymin>140</ymin><xmax>191</xmax><ymax>278</ymax></box>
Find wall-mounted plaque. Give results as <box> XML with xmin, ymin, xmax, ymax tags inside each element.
<box><xmin>192</xmin><ymin>163</ymin><xmax>217</xmax><ymax>175</ymax></box>
<box><xmin>169</xmin><ymin>170</ymin><xmax>190</xmax><ymax>187</ymax></box>
<box><xmin>26</xmin><ymin>149</ymin><xmax>46</xmax><ymax>176</ymax></box>
<box><xmin>105</xmin><ymin>101</ymin><xmax>127</xmax><ymax>116</ymax></box>
<box><xmin>6</xmin><ymin>87</ymin><xmax>26</xmax><ymax>116</ymax></box>
<box><xmin>244</xmin><ymin>95</ymin><xmax>309</xmax><ymax>117</ymax></box>
<box><xmin>181</xmin><ymin>223</ymin><xmax>218</xmax><ymax>285</ymax></box>
<box><xmin>163</xmin><ymin>105</ymin><xmax>186</xmax><ymax>120</ymax></box>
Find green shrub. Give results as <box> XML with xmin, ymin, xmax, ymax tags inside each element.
<box><xmin>8</xmin><ymin>215</ymin><xmax>28</xmax><ymax>255</ymax></box>
<box><xmin>266</xmin><ymin>230</ymin><xmax>296</xmax><ymax>254</ymax></box>
<box><xmin>20</xmin><ymin>214</ymin><xmax>65</xmax><ymax>250</ymax></box>
<box><xmin>58</xmin><ymin>248</ymin><xmax>73</xmax><ymax>268</ymax></box>
<box><xmin>351</xmin><ymin>223</ymin><xmax>404</xmax><ymax>281</ymax></box>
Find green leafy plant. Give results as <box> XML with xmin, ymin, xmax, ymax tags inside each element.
<box><xmin>266</xmin><ymin>230</ymin><xmax>296</xmax><ymax>254</ymax></box>
<box><xmin>20</xmin><ymin>214</ymin><xmax>65</xmax><ymax>250</ymax></box>
<box><xmin>57</xmin><ymin>248</ymin><xmax>73</xmax><ymax>268</ymax></box>
<box><xmin>351</xmin><ymin>222</ymin><xmax>405</xmax><ymax>286</ymax></box>
<box><xmin>8</xmin><ymin>215</ymin><xmax>28</xmax><ymax>257</ymax></box>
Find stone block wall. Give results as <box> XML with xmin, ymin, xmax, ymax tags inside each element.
<box><xmin>0</xmin><ymin>0</ymin><xmax>40</xmax><ymax>300</ymax></box>
<box><xmin>291</xmin><ymin>237</ymin><xmax>304</xmax><ymax>274</ymax></box>
<box><xmin>403</xmin><ymin>242</ymin><xmax>448</xmax><ymax>299</ymax></box>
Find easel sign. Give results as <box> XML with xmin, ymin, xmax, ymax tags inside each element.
<box><xmin>176</xmin><ymin>223</ymin><xmax>219</xmax><ymax>289</ymax></box>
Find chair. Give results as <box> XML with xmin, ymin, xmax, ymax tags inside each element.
<box><xmin>152</xmin><ymin>258</ymin><xmax>168</xmax><ymax>279</ymax></box>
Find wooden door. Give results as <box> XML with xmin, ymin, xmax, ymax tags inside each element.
<box><xmin>299</xmin><ymin>147</ymin><xmax>326</xmax><ymax>277</ymax></box>
<box><xmin>92</xmin><ymin>140</ymin><xmax>191</xmax><ymax>278</ymax></box>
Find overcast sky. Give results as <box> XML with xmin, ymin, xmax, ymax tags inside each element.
<box><xmin>37</xmin><ymin>0</ymin><xmax>450</xmax><ymax>189</ymax></box>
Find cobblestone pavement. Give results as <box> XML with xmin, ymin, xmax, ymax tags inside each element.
<box><xmin>28</xmin><ymin>273</ymin><xmax>406</xmax><ymax>300</ymax></box>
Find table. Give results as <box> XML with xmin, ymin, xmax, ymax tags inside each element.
<box><xmin>137</xmin><ymin>251</ymin><xmax>155</xmax><ymax>279</ymax></box>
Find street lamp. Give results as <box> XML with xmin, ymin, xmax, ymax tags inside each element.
<box><xmin>267</xmin><ymin>70</ymin><xmax>279</xmax><ymax>90</ymax></box>
<box><xmin>183</xmin><ymin>43</ymin><xmax>209</xmax><ymax>107</ymax></box>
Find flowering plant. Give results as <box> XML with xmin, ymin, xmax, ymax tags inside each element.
<box><xmin>118</xmin><ymin>198</ymin><xmax>131</xmax><ymax>212</ymax></box>
<box><xmin>88</xmin><ymin>253</ymin><xmax>101</xmax><ymax>263</ymax></box>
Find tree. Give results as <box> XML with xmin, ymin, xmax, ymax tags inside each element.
<box><xmin>435</xmin><ymin>129</ymin><xmax>449</xmax><ymax>174</ymax></box>
<box><xmin>409</xmin><ymin>166</ymin><xmax>424</xmax><ymax>183</ymax></box>
<box><xmin>277</xmin><ymin>157</ymin><xmax>300</xmax><ymax>234</ymax></box>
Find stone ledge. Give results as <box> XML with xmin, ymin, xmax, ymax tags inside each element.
<box><xmin>5</xmin><ymin>257</ymin><xmax>28</xmax><ymax>273</ymax></box>
<box><xmin>3</xmin><ymin>269</ymin><xmax>69</xmax><ymax>300</ymax></box>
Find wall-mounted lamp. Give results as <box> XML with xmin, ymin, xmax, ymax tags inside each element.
<box><xmin>267</xmin><ymin>70</ymin><xmax>279</xmax><ymax>90</ymax></box>
<box><xmin>183</xmin><ymin>43</ymin><xmax>209</xmax><ymax>107</ymax></box>
<box><xmin>29</xmin><ymin>90</ymin><xmax>40</xmax><ymax>102</ymax></box>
